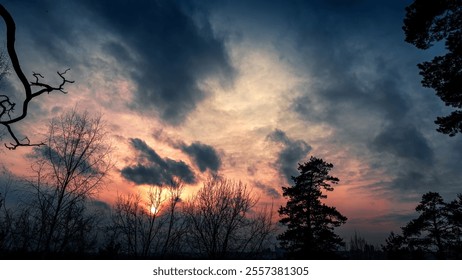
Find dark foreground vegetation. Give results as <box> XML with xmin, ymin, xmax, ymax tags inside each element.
<box><xmin>1</xmin><ymin>0</ymin><xmax>462</xmax><ymax>260</ymax></box>
<box><xmin>0</xmin><ymin>110</ymin><xmax>461</xmax><ymax>260</ymax></box>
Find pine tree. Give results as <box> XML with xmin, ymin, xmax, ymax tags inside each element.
<box><xmin>402</xmin><ymin>192</ymin><xmax>449</xmax><ymax>258</ymax></box>
<box><xmin>383</xmin><ymin>192</ymin><xmax>462</xmax><ymax>259</ymax></box>
<box><xmin>403</xmin><ymin>0</ymin><xmax>462</xmax><ymax>136</ymax></box>
<box><xmin>278</xmin><ymin>156</ymin><xmax>347</xmax><ymax>259</ymax></box>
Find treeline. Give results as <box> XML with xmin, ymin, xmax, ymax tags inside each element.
<box><xmin>0</xmin><ymin>176</ymin><xmax>274</xmax><ymax>259</ymax></box>
<box><xmin>0</xmin><ymin>109</ymin><xmax>346</xmax><ymax>260</ymax></box>
<box><xmin>383</xmin><ymin>192</ymin><xmax>462</xmax><ymax>259</ymax></box>
<box><xmin>0</xmin><ymin>110</ymin><xmax>275</xmax><ymax>259</ymax></box>
<box><xmin>1</xmin><ymin>109</ymin><xmax>462</xmax><ymax>260</ymax></box>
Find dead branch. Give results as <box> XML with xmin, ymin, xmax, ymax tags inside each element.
<box><xmin>0</xmin><ymin>4</ymin><xmax>74</xmax><ymax>150</ymax></box>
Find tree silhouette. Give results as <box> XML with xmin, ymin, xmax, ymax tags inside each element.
<box><xmin>107</xmin><ymin>180</ymin><xmax>186</xmax><ymax>258</ymax></box>
<box><xmin>382</xmin><ymin>231</ymin><xmax>411</xmax><ymax>259</ymax></box>
<box><xmin>348</xmin><ymin>231</ymin><xmax>377</xmax><ymax>259</ymax></box>
<box><xmin>278</xmin><ymin>156</ymin><xmax>347</xmax><ymax>259</ymax></box>
<box><xmin>28</xmin><ymin>109</ymin><xmax>112</xmax><ymax>254</ymax></box>
<box><xmin>183</xmin><ymin>176</ymin><xmax>274</xmax><ymax>259</ymax></box>
<box><xmin>383</xmin><ymin>191</ymin><xmax>462</xmax><ymax>259</ymax></box>
<box><xmin>445</xmin><ymin>194</ymin><xmax>462</xmax><ymax>257</ymax></box>
<box><xmin>401</xmin><ymin>192</ymin><xmax>449</xmax><ymax>259</ymax></box>
<box><xmin>160</xmin><ymin>179</ymin><xmax>185</xmax><ymax>257</ymax></box>
<box><xmin>403</xmin><ymin>0</ymin><xmax>462</xmax><ymax>136</ymax></box>
<box><xmin>110</xmin><ymin>192</ymin><xmax>157</xmax><ymax>257</ymax></box>
<box><xmin>0</xmin><ymin>4</ymin><xmax>73</xmax><ymax>149</ymax></box>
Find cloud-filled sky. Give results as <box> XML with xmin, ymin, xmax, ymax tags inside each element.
<box><xmin>1</xmin><ymin>0</ymin><xmax>461</xmax><ymax>244</ymax></box>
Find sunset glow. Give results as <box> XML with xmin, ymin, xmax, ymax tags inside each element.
<box><xmin>1</xmin><ymin>0</ymin><xmax>461</xmax><ymax>248</ymax></box>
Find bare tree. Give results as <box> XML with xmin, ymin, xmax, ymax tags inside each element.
<box><xmin>28</xmin><ymin>108</ymin><xmax>112</xmax><ymax>254</ymax></box>
<box><xmin>0</xmin><ymin>4</ymin><xmax>73</xmax><ymax>150</ymax></box>
<box><xmin>141</xmin><ymin>186</ymin><xmax>164</xmax><ymax>257</ymax></box>
<box><xmin>160</xmin><ymin>179</ymin><xmax>185</xmax><ymax>257</ymax></box>
<box><xmin>183</xmin><ymin>176</ymin><xmax>274</xmax><ymax>259</ymax></box>
<box><xmin>348</xmin><ymin>231</ymin><xmax>377</xmax><ymax>259</ymax></box>
<box><xmin>108</xmin><ymin>179</ymin><xmax>186</xmax><ymax>258</ymax></box>
<box><xmin>109</xmin><ymin>192</ymin><xmax>142</xmax><ymax>257</ymax></box>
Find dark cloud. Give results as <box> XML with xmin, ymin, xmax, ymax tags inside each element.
<box><xmin>1</xmin><ymin>0</ymin><xmax>88</xmax><ymax>68</ymax></box>
<box><xmin>152</xmin><ymin>129</ymin><xmax>222</xmax><ymax>173</ymax></box>
<box><xmin>282</xmin><ymin>0</ymin><xmax>418</xmax><ymax>131</ymax></box>
<box><xmin>121</xmin><ymin>138</ymin><xmax>196</xmax><ymax>186</ymax></box>
<box><xmin>253</xmin><ymin>181</ymin><xmax>280</xmax><ymax>199</ymax></box>
<box><xmin>367</xmin><ymin>122</ymin><xmax>439</xmax><ymax>196</ymax></box>
<box><xmin>291</xmin><ymin>17</ymin><xmax>413</xmax><ymax>129</ymax></box>
<box><xmin>28</xmin><ymin>146</ymin><xmax>99</xmax><ymax>176</ymax></box>
<box><xmin>294</xmin><ymin>64</ymin><xmax>412</xmax><ymax>130</ymax></box>
<box><xmin>4</xmin><ymin>0</ymin><xmax>462</xmax><ymax>246</ymax></box>
<box><xmin>372</xmin><ymin>124</ymin><xmax>434</xmax><ymax>163</ymax></box>
<box><xmin>390</xmin><ymin>170</ymin><xmax>441</xmax><ymax>194</ymax></box>
<box><xmin>267</xmin><ymin>129</ymin><xmax>311</xmax><ymax>183</ymax></box>
<box><xmin>180</xmin><ymin>142</ymin><xmax>221</xmax><ymax>173</ymax></box>
<box><xmin>101</xmin><ymin>41</ymin><xmax>134</xmax><ymax>66</ymax></box>
<box><xmin>87</xmin><ymin>199</ymin><xmax>111</xmax><ymax>212</ymax></box>
<box><xmin>1</xmin><ymin>0</ymin><xmax>234</xmax><ymax>125</ymax></box>
<box><xmin>0</xmin><ymin>167</ymin><xmax>29</xmax><ymax>208</ymax></box>
<box><xmin>348</xmin><ymin>211</ymin><xmax>419</xmax><ymax>229</ymax></box>
<box><xmin>275</xmin><ymin>0</ymin><xmax>455</xmax><ymax>200</ymax></box>
<box><xmin>80</xmin><ymin>0</ymin><xmax>234</xmax><ymax>125</ymax></box>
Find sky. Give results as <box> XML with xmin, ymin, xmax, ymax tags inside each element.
<box><xmin>0</xmin><ymin>0</ymin><xmax>461</xmax><ymax>245</ymax></box>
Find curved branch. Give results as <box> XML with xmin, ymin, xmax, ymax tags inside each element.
<box><xmin>31</xmin><ymin>68</ymin><xmax>74</xmax><ymax>97</ymax></box>
<box><xmin>3</xmin><ymin>123</ymin><xmax>44</xmax><ymax>150</ymax></box>
<box><xmin>0</xmin><ymin>4</ymin><xmax>30</xmax><ymax>98</ymax></box>
<box><xmin>0</xmin><ymin>4</ymin><xmax>74</xmax><ymax>150</ymax></box>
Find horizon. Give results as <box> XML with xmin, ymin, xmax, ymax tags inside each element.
<box><xmin>1</xmin><ymin>0</ymin><xmax>461</xmax><ymax>249</ymax></box>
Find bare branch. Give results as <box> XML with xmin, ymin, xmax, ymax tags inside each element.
<box><xmin>3</xmin><ymin>128</ymin><xmax>45</xmax><ymax>150</ymax></box>
<box><xmin>0</xmin><ymin>94</ymin><xmax>15</xmax><ymax>119</ymax></box>
<box><xmin>0</xmin><ymin>4</ymin><xmax>73</xmax><ymax>150</ymax></box>
<box><xmin>31</xmin><ymin>68</ymin><xmax>75</xmax><ymax>96</ymax></box>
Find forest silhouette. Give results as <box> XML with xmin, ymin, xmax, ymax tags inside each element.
<box><xmin>1</xmin><ymin>0</ymin><xmax>462</xmax><ymax>259</ymax></box>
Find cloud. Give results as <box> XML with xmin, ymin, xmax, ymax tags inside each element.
<box><xmin>390</xmin><ymin>170</ymin><xmax>441</xmax><ymax>194</ymax></box>
<box><xmin>29</xmin><ymin>145</ymin><xmax>99</xmax><ymax>176</ymax></box>
<box><xmin>267</xmin><ymin>129</ymin><xmax>312</xmax><ymax>183</ymax></box>
<box><xmin>348</xmin><ymin>211</ymin><xmax>419</xmax><ymax>229</ymax></box>
<box><xmin>1</xmin><ymin>0</ymin><xmax>234</xmax><ymax>125</ymax></box>
<box><xmin>80</xmin><ymin>0</ymin><xmax>235</xmax><ymax>125</ymax></box>
<box><xmin>276</xmin><ymin>0</ymin><xmax>417</xmax><ymax>135</ymax></box>
<box><xmin>180</xmin><ymin>142</ymin><xmax>221</xmax><ymax>173</ymax></box>
<box><xmin>372</xmin><ymin>124</ymin><xmax>434</xmax><ymax>163</ymax></box>
<box><xmin>121</xmin><ymin>138</ymin><xmax>196</xmax><ymax>186</ymax></box>
<box><xmin>367</xmin><ymin>123</ymin><xmax>440</xmax><ymax>196</ymax></box>
<box><xmin>152</xmin><ymin>129</ymin><xmax>222</xmax><ymax>173</ymax></box>
<box><xmin>0</xmin><ymin>167</ymin><xmax>29</xmax><ymax>208</ymax></box>
<box><xmin>273</xmin><ymin>0</ymin><xmax>454</xmax><ymax>200</ymax></box>
<box><xmin>253</xmin><ymin>181</ymin><xmax>280</xmax><ymax>199</ymax></box>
